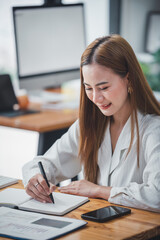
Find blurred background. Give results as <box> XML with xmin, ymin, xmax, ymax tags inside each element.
<box><xmin>0</xmin><ymin>0</ymin><xmax>160</xmax><ymax>179</ymax></box>
<box><xmin>1</xmin><ymin>0</ymin><xmax>160</xmax><ymax>90</ymax></box>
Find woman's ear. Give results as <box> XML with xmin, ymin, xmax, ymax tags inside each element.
<box><xmin>125</xmin><ymin>73</ymin><xmax>133</xmax><ymax>94</ymax></box>
<box><xmin>124</xmin><ymin>72</ymin><xmax>129</xmax><ymax>86</ymax></box>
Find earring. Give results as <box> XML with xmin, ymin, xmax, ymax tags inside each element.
<box><xmin>128</xmin><ymin>86</ymin><xmax>133</xmax><ymax>94</ymax></box>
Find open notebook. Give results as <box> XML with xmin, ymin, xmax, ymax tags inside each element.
<box><xmin>0</xmin><ymin>188</ymin><xmax>89</xmax><ymax>216</ymax></box>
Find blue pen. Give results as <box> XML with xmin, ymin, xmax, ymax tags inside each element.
<box><xmin>38</xmin><ymin>161</ymin><xmax>54</xmax><ymax>204</ymax></box>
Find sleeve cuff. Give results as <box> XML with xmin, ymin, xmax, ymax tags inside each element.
<box><xmin>108</xmin><ymin>187</ymin><xmax>129</xmax><ymax>205</ymax></box>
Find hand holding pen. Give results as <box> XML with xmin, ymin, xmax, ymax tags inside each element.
<box><xmin>38</xmin><ymin>161</ymin><xmax>55</xmax><ymax>204</ymax></box>
<box><xmin>25</xmin><ymin>162</ymin><xmax>56</xmax><ymax>203</ymax></box>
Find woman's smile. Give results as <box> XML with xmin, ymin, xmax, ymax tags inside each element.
<box><xmin>98</xmin><ymin>103</ymin><xmax>112</xmax><ymax>110</ymax></box>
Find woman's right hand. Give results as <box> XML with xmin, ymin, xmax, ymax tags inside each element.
<box><xmin>25</xmin><ymin>174</ymin><xmax>56</xmax><ymax>203</ymax></box>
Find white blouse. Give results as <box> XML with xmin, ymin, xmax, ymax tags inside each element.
<box><xmin>22</xmin><ymin>111</ymin><xmax>160</xmax><ymax>212</ymax></box>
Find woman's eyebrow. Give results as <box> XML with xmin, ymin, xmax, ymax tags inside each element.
<box><xmin>83</xmin><ymin>81</ymin><xmax>108</xmax><ymax>86</ymax></box>
<box><xmin>95</xmin><ymin>81</ymin><xmax>108</xmax><ymax>86</ymax></box>
<box><xmin>83</xmin><ymin>82</ymin><xmax>90</xmax><ymax>86</ymax></box>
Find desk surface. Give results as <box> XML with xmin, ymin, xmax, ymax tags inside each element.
<box><xmin>0</xmin><ymin>107</ymin><xmax>78</xmax><ymax>133</ymax></box>
<box><xmin>0</xmin><ymin>88</ymin><xmax>78</xmax><ymax>133</ymax></box>
<box><xmin>1</xmin><ymin>181</ymin><xmax>160</xmax><ymax>240</ymax></box>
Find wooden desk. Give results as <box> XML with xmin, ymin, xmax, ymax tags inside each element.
<box><xmin>0</xmin><ymin>104</ymin><xmax>78</xmax><ymax>154</ymax></box>
<box><xmin>1</xmin><ymin>181</ymin><xmax>160</xmax><ymax>240</ymax></box>
<box><xmin>0</xmin><ymin>106</ymin><xmax>78</xmax><ymax>133</ymax></box>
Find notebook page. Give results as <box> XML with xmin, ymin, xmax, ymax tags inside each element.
<box><xmin>20</xmin><ymin>192</ymin><xmax>88</xmax><ymax>215</ymax></box>
<box><xmin>0</xmin><ymin>188</ymin><xmax>31</xmax><ymax>205</ymax></box>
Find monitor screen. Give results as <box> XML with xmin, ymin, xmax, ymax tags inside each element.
<box><xmin>13</xmin><ymin>4</ymin><xmax>86</xmax><ymax>91</ymax></box>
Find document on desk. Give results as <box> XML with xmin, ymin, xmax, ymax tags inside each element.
<box><xmin>0</xmin><ymin>207</ymin><xmax>87</xmax><ymax>240</ymax></box>
<box><xmin>0</xmin><ymin>188</ymin><xmax>89</xmax><ymax>215</ymax></box>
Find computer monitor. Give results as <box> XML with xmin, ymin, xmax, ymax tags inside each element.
<box><xmin>12</xmin><ymin>3</ymin><xmax>86</xmax><ymax>91</ymax></box>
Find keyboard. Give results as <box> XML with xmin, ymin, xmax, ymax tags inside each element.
<box><xmin>0</xmin><ymin>175</ymin><xmax>18</xmax><ymax>189</ymax></box>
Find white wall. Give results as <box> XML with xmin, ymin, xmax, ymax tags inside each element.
<box><xmin>120</xmin><ymin>0</ymin><xmax>160</xmax><ymax>53</ymax></box>
<box><xmin>63</xmin><ymin>0</ymin><xmax>109</xmax><ymax>45</ymax></box>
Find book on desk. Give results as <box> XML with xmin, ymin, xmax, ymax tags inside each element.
<box><xmin>0</xmin><ymin>188</ymin><xmax>88</xmax><ymax>239</ymax></box>
<box><xmin>0</xmin><ymin>188</ymin><xmax>89</xmax><ymax>216</ymax></box>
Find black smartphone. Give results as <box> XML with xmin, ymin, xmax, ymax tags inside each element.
<box><xmin>81</xmin><ymin>206</ymin><xmax>131</xmax><ymax>222</ymax></box>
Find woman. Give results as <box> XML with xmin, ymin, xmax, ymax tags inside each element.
<box><xmin>22</xmin><ymin>34</ymin><xmax>160</xmax><ymax>212</ymax></box>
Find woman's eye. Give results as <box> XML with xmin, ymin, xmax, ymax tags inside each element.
<box><xmin>85</xmin><ymin>88</ymin><xmax>92</xmax><ymax>91</ymax></box>
<box><xmin>100</xmin><ymin>87</ymin><xmax>108</xmax><ymax>90</ymax></box>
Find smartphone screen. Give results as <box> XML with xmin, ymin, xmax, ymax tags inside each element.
<box><xmin>81</xmin><ymin>206</ymin><xmax>131</xmax><ymax>222</ymax></box>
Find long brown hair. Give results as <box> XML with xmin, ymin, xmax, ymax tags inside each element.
<box><xmin>79</xmin><ymin>34</ymin><xmax>160</xmax><ymax>183</ymax></box>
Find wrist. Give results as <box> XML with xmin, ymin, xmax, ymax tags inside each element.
<box><xmin>96</xmin><ymin>186</ymin><xmax>112</xmax><ymax>200</ymax></box>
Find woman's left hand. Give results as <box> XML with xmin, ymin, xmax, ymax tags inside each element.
<box><xmin>58</xmin><ymin>179</ymin><xmax>111</xmax><ymax>200</ymax></box>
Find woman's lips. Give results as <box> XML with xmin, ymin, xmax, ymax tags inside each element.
<box><xmin>99</xmin><ymin>103</ymin><xmax>112</xmax><ymax>110</ymax></box>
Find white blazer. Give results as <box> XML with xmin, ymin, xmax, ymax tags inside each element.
<box><xmin>22</xmin><ymin>111</ymin><xmax>160</xmax><ymax>212</ymax></box>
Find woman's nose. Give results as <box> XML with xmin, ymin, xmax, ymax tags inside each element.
<box><xmin>93</xmin><ymin>91</ymin><xmax>103</xmax><ymax>104</ymax></box>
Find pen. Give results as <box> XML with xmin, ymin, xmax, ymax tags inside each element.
<box><xmin>38</xmin><ymin>161</ymin><xmax>54</xmax><ymax>204</ymax></box>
